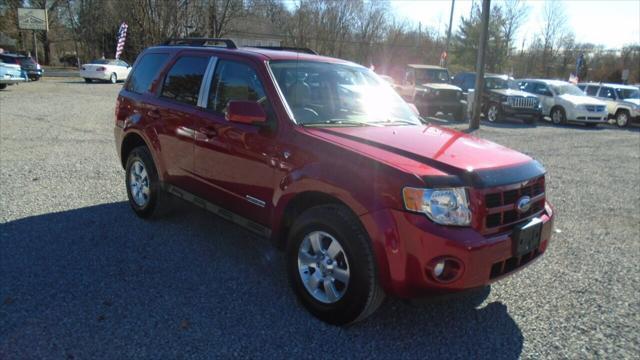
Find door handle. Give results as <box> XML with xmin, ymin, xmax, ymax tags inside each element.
<box><xmin>147</xmin><ymin>109</ymin><xmax>160</xmax><ymax>119</ymax></box>
<box><xmin>198</xmin><ymin>127</ymin><xmax>217</xmax><ymax>138</ymax></box>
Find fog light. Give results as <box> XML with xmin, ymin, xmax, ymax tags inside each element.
<box><xmin>427</xmin><ymin>257</ymin><xmax>463</xmax><ymax>283</ymax></box>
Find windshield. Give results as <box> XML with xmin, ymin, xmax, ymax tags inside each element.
<box><xmin>485</xmin><ymin>77</ymin><xmax>520</xmax><ymax>90</ymax></box>
<box><xmin>615</xmin><ymin>88</ymin><xmax>640</xmax><ymax>99</ymax></box>
<box><xmin>550</xmin><ymin>84</ymin><xmax>585</xmax><ymax>96</ymax></box>
<box><xmin>416</xmin><ymin>69</ymin><xmax>450</xmax><ymax>84</ymax></box>
<box><xmin>269</xmin><ymin>60</ymin><xmax>421</xmax><ymax>126</ymax></box>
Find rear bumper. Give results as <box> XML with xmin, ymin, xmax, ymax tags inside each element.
<box><xmin>80</xmin><ymin>70</ymin><xmax>111</xmax><ymax>80</ymax></box>
<box><xmin>360</xmin><ymin>202</ymin><xmax>554</xmax><ymax>298</ymax></box>
<box><xmin>0</xmin><ymin>77</ymin><xmax>26</xmax><ymax>85</ymax></box>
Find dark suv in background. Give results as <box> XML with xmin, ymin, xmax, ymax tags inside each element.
<box><xmin>396</xmin><ymin>64</ymin><xmax>465</xmax><ymax>119</ymax></box>
<box><xmin>0</xmin><ymin>53</ymin><xmax>42</xmax><ymax>81</ymax></box>
<box><xmin>454</xmin><ymin>72</ymin><xmax>542</xmax><ymax>124</ymax></box>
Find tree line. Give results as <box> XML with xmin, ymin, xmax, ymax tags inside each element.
<box><xmin>0</xmin><ymin>0</ymin><xmax>638</xmax><ymax>83</ymax></box>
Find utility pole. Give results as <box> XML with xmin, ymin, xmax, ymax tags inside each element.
<box><xmin>470</xmin><ymin>0</ymin><xmax>490</xmax><ymax>130</ymax></box>
<box><xmin>444</xmin><ymin>0</ymin><xmax>455</xmax><ymax>67</ymax></box>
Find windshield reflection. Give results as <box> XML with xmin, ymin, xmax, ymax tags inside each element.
<box><xmin>269</xmin><ymin>60</ymin><xmax>421</xmax><ymax>126</ymax></box>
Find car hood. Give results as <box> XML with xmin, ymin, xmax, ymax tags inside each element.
<box><xmin>559</xmin><ymin>94</ymin><xmax>606</xmax><ymax>105</ymax></box>
<box><xmin>491</xmin><ymin>89</ymin><xmax>537</xmax><ymax>97</ymax></box>
<box><xmin>419</xmin><ymin>83</ymin><xmax>461</xmax><ymax>91</ymax></box>
<box><xmin>303</xmin><ymin>124</ymin><xmax>542</xmax><ymax>187</ymax></box>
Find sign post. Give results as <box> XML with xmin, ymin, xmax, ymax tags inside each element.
<box><xmin>17</xmin><ymin>8</ymin><xmax>48</xmax><ymax>63</ymax></box>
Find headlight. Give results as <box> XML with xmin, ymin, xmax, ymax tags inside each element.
<box><xmin>402</xmin><ymin>187</ymin><xmax>472</xmax><ymax>226</ymax></box>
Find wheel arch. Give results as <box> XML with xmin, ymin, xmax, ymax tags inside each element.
<box><xmin>273</xmin><ymin>191</ymin><xmax>358</xmax><ymax>250</ymax></box>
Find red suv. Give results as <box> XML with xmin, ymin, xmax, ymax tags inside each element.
<box><xmin>114</xmin><ymin>38</ymin><xmax>555</xmax><ymax>325</ymax></box>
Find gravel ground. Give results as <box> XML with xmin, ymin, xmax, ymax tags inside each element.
<box><xmin>1</xmin><ymin>78</ymin><xmax>639</xmax><ymax>359</ymax></box>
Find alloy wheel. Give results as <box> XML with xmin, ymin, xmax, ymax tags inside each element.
<box><xmin>297</xmin><ymin>231</ymin><xmax>350</xmax><ymax>304</ymax></box>
<box><xmin>616</xmin><ymin>112</ymin><xmax>628</xmax><ymax>127</ymax></box>
<box><xmin>487</xmin><ymin>105</ymin><xmax>499</xmax><ymax>122</ymax></box>
<box><xmin>110</xmin><ymin>73</ymin><xmax>117</xmax><ymax>84</ymax></box>
<box><xmin>129</xmin><ymin>160</ymin><xmax>150</xmax><ymax>207</ymax></box>
<box><xmin>552</xmin><ymin>109</ymin><xmax>562</xmax><ymax>124</ymax></box>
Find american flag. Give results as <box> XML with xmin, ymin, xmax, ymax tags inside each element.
<box><xmin>115</xmin><ymin>22</ymin><xmax>128</xmax><ymax>59</ymax></box>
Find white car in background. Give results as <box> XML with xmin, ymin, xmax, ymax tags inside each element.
<box><xmin>80</xmin><ymin>59</ymin><xmax>131</xmax><ymax>84</ymax></box>
<box><xmin>577</xmin><ymin>82</ymin><xmax>640</xmax><ymax>127</ymax></box>
<box><xmin>519</xmin><ymin>79</ymin><xmax>608</xmax><ymax>127</ymax></box>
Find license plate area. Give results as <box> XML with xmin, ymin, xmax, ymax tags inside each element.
<box><xmin>512</xmin><ymin>218</ymin><xmax>542</xmax><ymax>256</ymax></box>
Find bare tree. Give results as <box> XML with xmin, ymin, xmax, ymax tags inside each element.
<box><xmin>501</xmin><ymin>0</ymin><xmax>529</xmax><ymax>59</ymax></box>
<box><xmin>207</xmin><ymin>0</ymin><xmax>245</xmax><ymax>38</ymax></box>
<box><xmin>540</xmin><ymin>0</ymin><xmax>567</xmax><ymax>76</ymax></box>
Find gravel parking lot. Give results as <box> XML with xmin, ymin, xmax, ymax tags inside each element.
<box><xmin>1</xmin><ymin>78</ymin><xmax>639</xmax><ymax>359</ymax></box>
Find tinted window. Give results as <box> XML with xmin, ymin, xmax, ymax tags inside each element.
<box><xmin>125</xmin><ymin>53</ymin><xmax>169</xmax><ymax>94</ymax></box>
<box><xmin>208</xmin><ymin>60</ymin><xmax>268</xmax><ymax>113</ymax></box>
<box><xmin>0</xmin><ymin>55</ymin><xmax>18</xmax><ymax>64</ymax></box>
<box><xmin>598</xmin><ymin>87</ymin><xmax>615</xmax><ymax>99</ymax></box>
<box><xmin>160</xmin><ymin>56</ymin><xmax>209</xmax><ymax>106</ymax></box>
<box><xmin>532</xmin><ymin>83</ymin><xmax>552</xmax><ymax>96</ymax></box>
<box><xmin>585</xmin><ymin>85</ymin><xmax>599</xmax><ymax>96</ymax></box>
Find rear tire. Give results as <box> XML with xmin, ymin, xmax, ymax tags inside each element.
<box><xmin>0</xmin><ymin>84</ymin><xmax>7</xmax><ymax>90</ymax></box>
<box><xmin>84</xmin><ymin>78</ymin><xmax>92</xmax><ymax>83</ymax></box>
<box><xmin>286</xmin><ymin>205</ymin><xmax>385</xmax><ymax>325</ymax></box>
<box><xmin>125</xmin><ymin>146</ymin><xmax>170</xmax><ymax>219</ymax></box>
<box><xmin>110</xmin><ymin>73</ymin><xmax>117</xmax><ymax>84</ymax></box>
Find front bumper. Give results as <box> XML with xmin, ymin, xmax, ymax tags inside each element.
<box><xmin>416</xmin><ymin>99</ymin><xmax>464</xmax><ymax>115</ymax></box>
<box><xmin>360</xmin><ymin>203</ymin><xmax>554</xmax><ymax>298</ymax></box>
<box><xmin>568</xmin><ymin>108</ymin><xmax>608</xmax><ymax>123</ymax></box>
<box><xmin>502</xmin><ymin>105</ymin><xmax>542</xmax><ymax>118</ymax></box>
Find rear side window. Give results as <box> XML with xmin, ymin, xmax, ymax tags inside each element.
<box><xmin>125</xmin><ymin>53</ymin><xmax>169</xmax><ymax>94</ymax></box>
<box><xmin>585</xmin><ymin>85</ymin><xmax>599</xmax><ymax>96</ymax></box>
<box><xmin>598</xmin><ymin>87</ymin><xmax>615</xmax><ymax>99</ymax></box>
<box><xmin>207</xmin><ymin>60</ymin><xmax>268</xmax><ymax>113</ymax></box>
<box><xmin>161</xmin><ymin>56</ymin><xmax>210</xmax><ymax>106</ymax></box>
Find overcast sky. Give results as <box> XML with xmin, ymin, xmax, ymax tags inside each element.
<box><xmin>392</xmin><ymin>0</ymin><xmax>640</xmax><ymax>49</ymax></box>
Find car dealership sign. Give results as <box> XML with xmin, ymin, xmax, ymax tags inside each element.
<box><xmin>18</xmin><ymin>8</ymin><xmax>48</xmax><ymax>31</ymax></box>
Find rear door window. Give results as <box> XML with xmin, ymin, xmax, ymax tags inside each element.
<box><xmin>160</xmin><ymin>56</ymin><xmax>210</xmax><ymax>106</ymax></box>
<box><xmin>125</xmin><ymin>53</ymin><xmax>169</xmax><ymax>94</ymax></box>
<box><xmin>598</xmin><ymin>87</ymin><xmax>615</xmax><ymax>99</ymax></box>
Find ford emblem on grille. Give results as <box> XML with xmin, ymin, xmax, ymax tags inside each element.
<box><xmin>516</xmin><ymin>196</ymin><xmax>532</xmax><ymax>213</ymax></box>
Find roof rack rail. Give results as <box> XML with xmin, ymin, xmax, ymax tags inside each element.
<box><xmin>252</xmin><ymin>46</ymin><xmax>318</xmax><ymax>55</ymax></box>
<box><xmin>162</xmin><ymin>38</ymin><xmax>237</xmax><ymax>49</ymax></box>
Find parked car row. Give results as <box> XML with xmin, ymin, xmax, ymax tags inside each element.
<box><xmin>0</xmin><ymin>53</ymin><xmax>42</xmax><ymax>90</ymax></box>
<box><xmin>383</xmin><ymin>64</ymin><xmax>639</xmax><ymax>128</ymax></box>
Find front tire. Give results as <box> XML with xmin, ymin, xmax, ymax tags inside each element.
<box><xmin>615</xmin><ymin>110</ymin><xmax>630</xmax><ymax>127</ymax></box>
<box><xmin>286</xmin><ymin>205</ymin><xmax>385</xmax><ymax>325</ymax></box>
<box><xmin>551</xmin><ymin>107</ymin><xmax>566</xmax><ymax>125</ymax></box>
<box><xmin>110</xmin><ymin>73</ymin><xmax>117</xmax><ymax>84</ymax></box>
<box><xmin>84</xmin><ymin>78</ymin><xmax>92</xmax><ymax>83</ymax></box>
<box><xmin>486</xmin><ymin>103</ymin><xmax>501</xmax><ymax>122</ymax></box>
<box><xmin>125</xmin><ymin>146</ymin><xmax>169</xmax><ymax>218</ymax></box>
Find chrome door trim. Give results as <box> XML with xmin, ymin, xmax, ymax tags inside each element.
<box><xmin>197</xmin><ymin>56</ymin><xmax>218</xmax><ymax>109</ymax></box>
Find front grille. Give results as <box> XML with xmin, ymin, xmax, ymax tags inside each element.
<box><xmin>507</xmin><ymin>96</ymin><xmax>538</xmax><ymax>109</ymax></box>
<box><xmin>585</xmin><ymin>105</ymin><xmax>606</xmax><ymax>112</ymax></box>
<box><xmin>490</xmin><ymin>248</ymin><xmax>540</xmax><ymax>279</ymax></box>
<box><xmin>483</xmin><ymin>177</ymin><xmax>545</xmax><ymax>232</ymax></box>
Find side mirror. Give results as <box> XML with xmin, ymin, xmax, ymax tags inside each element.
<box><xmin>225</xmin><ymin>100</ymin><xmax>267</xmax><ymax>125</ymax></box>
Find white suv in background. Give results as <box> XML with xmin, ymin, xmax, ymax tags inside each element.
<box><xmin>519</xmin><ymin>79</ymin><xmax>608</xmax><ymax>127</ymax></box>
<box><xmin>578</xmin><ymin>82</ymin><xmax>640</xmax><ymax>127</ymax></box>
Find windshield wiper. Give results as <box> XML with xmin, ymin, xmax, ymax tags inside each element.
<box><xmin>302</xmin><ymin>119</ymin><xmax>383</xmax><ymax>127</ymax></box>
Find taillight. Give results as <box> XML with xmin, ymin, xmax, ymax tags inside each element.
<box><xmin>96</xmin><ymin>66</ymin><xmax>106</xmax><ymax>72</ymax></box>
